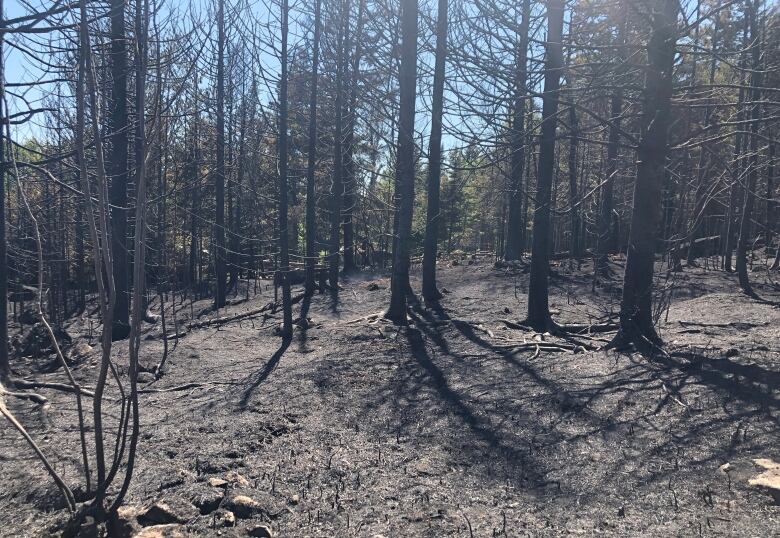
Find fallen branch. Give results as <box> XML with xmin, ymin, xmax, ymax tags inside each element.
<box><xmin>185</xmin><ymin>293</ymin><xmax>305</xmax><ymax>332</ymax></box>
<box><xmin>1</xmin><ymin>386</ymin><xmax>48</xmax><ymax>406</ymax></box>
<box><xmin>12</xmin><ymin>378</ymin><xmax>96</xmax><ymax>398</ymax></box>
<box><xmin>138</xmin><ymin>382</ymin><xmax>210</xmax><ymax>394</ymax></box>
<box><xmin>0</xmin><ymin>382</ymin><xmax>76</xmax><ymax>512</ymax></box>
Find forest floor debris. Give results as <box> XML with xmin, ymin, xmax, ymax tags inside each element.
<box><xmin>1</xmin><ymin>259</ymin><xmax>779</xmax><ymax>536</ymax></box>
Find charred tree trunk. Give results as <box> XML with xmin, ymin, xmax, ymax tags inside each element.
<box><xmin>736</xmin><ymin>0</ymin><xmax>762</xmax><ymax>296</ymax></box>
<box><xmin>723</xmin><ymin>15</ymin><xmax>750</xmax><ymax>273</ymax></box>
<box><xmin>595</xmin><ymin>11</ymin><xmax>625</xmax><ymax>279</ymax></box>
<box><xmin>525</xmin><ymin>0</ymin><xmax>564</xmax><ymax>331</ymax></box>
<box><xmin>329</xmin><ymin>0</ymin><xmax>348</xmax><ymax>290</ymax></box>
<box><xmin>214</xmin><ymin>0</ymin><xmax>227</xmax><ymax>310</ymax></box>
<box><xmin>568</xmin><ymin>104</ymin><xmax>580</xmax><ymax>260</ymax></box>
<box><xmin>612</xmin><ymin>0</ymin><xmax>678</xmax><ymax>350</ymax></box>
<box><xmin>386</xmin><ymin>0</ymin><xmax>418</xmax><ymax>323</ymax></box>
<box><xmin>422</xmin><ymin>0</ymin><xmax>447</xmax><ymax>303</ymax></box>
<box><xmin>342</xmin><ymin>0</ymin><xmax>365</xmax><ymax>275</ymax></box>
<box><xmin>0</xmin><ymin>13</ymin><xmax>8</xmax><ymax>380</ymax></box>
<box><xmin>277</xmin><ymin>0</ymin><xmax>293</xmax><ymax>337</ymax></box>
<box><xmin>503</xmin><ymin>0</ymin><xmax>530</xmax><ymax>261</ymax></box>
<box><xmin>305</xmin><ymin>0</ymin><xmax>322</xmax><ymax>295</ymax></box>
<box><xmin>109</xmin><ymin>0</ymin><xmax>130</xmax><ymax>339</ymax></box>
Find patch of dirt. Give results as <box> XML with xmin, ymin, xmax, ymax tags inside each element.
<box><xmin>1</xmin><ymin>258</ymin><xmax>779</xmax><ymax>536</ymax></box>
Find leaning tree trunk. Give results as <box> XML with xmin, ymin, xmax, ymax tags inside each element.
<box><xmin>422</xmin><ymin>0</ymin><xmax>447</xmax><ymax>303</ymax></box>
<box><xmin>386</xmin><ymin>0</ymin><xmax>418</xmax><ymax>323</ymax></box>
<box><xmin>612</xmin><ymin>0</ymin><xmax>678</xmax><ymax>349</ymax></box>
<box><xmin>525</xmin><ymin>0</ymin><xmax>564</xmax><ymax>331</ymax></box>
<box><xmin>503</xmin><ymin>0</ymin><xmax>530</xmax><ymax>261</ymax></box>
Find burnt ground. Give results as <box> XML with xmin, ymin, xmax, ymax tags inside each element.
<box><xmin>1</xmin><ymin>256</ymin><xmax>779</xmax><ymax>537</ymax></box>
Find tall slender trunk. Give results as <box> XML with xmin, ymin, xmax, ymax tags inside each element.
<box><xmin>503</xmin><ymin>0</ymin><xmax>530</xmax><ymax>261</ymax></box>
<box><xmin>736</xmin><ymin>0</ymin><xmax>763</xmax><ymax>296</ymax></box>
<box><xmin>277</xmin><ymin>0</ymin><xmax>293</xmax><ymax>337</ymax></box>
<box><xmin>329</xmin><ymin>0</ymin><xmax>349</xmax><ymax>289</ymax></box>
<box><xmin>214</xmin><ymin>0</ymin><xmax>227</xmax><ymax>309</ymax></box>
<box><xmin>342</xmin><ymin>0</ymin><xmax>366</xmax><ymax>275</ymax></box>
<box><xmin>595</xmin><ymin>10</ymin><xmax>625</xmax><ymax>278</ymax></box>
<box><xmin>111</xmin><ymin>0</ymin><xmax>149</xmax><ymax>509</ymax></box>
<box><xmin>687</xmin><ymin>6</ymin><xmax>719</xmax><ymax>265</ymax></box>
<box><xmin>0</xmin><ymin>6</ymin><xmax>8</xmax><ymax>379</ymax></box>
<box><xmin>110</xmin><ymin>0</ymin><xmax>130</xmax><ymax>339</ymax></box>
<box><xmin>568</xmin><ymin>104</ymin><xmax>580</xmax><ymax>260</ymax></box>
<box><xmin>422</xmin><ymin>0</ymin><xmax>447</xmax><ymax>302</ymax></box>
<box><xmin>613</xmin><ymin>0</ymin><xmax>678</xmax><ymax>349</ymax></box>
<box><xmin>525</xmin><ymin>0</ymin><xmax>564</xmax><ymax>330</ymax></box>
<box><xmin>305</xmin><ymin>0</ymin><xmax>322</xmax><ymax>295</ymax></box>
<box><xmin>767</xmin><ymin>133</ymin><xmax>776</xmax><ymax>265</ymax></box>
<box><xmin>386</xmin><ymin>0</ymin><xmax>418</xmax><ymax>323</ymax></box>
<box><xmin>723</xmin><ymin>14</ymin><xmax>750</xmax><ymax>272</ymax></box>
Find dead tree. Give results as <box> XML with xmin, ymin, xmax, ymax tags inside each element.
<box><xmin>386</xmin><ymin>0</ymin><xmax>418</xmax><ymax>323</ymax></box>
<box><xmin>277</xmin><ymin>0</ymin><xmax>293</xmax><ymax>337</ymax></box>
<box><xmin>735</xmin><ymin>0</ymin><xmax>763</xmax><ymax>296</ymax></box>
<box><xmin>329</xmin><ymin>0</ymin><xmax>349</xmax><ymax>290</ymax></box>
<box><xmin>109</xmin><ymin>0</ymin><xmax>130</xmax><ymax>339</ymax></box>
<box><xmin>305</xmin><ymin>0</ymin><xmax>322</xmax><ymax>295</ymax></box>
<box><xmin>525</xmin><ymin>0</ymin><xmax>564</xmax><ymax>331</ymax></box>
<box><xmin>503</xmin><ymin>0</ymin><xmax>530</xmax><ymax>262</ymax></box>
<box><xmin>611</xmin><ymin>0</ymin><xmax>679</xmax><ymax>349</ymax></box>
<box><xmin>214</xmin><ymin>0</ymin><xmax>227</xmax><ymax>309</ymax></box>
<box><xmin>595</xmin><ymin>8</ymin><xmax>625</xmax><ymax>279</ymax></box>
<box><xmin>422</xmin><ymin>0</ymin><xmax>448</xmax><ymax>303</ymax></box>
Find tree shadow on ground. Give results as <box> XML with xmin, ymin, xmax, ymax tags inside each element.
<box><xmin>238</xmin><ymin>336</ymin><xmax>291</xmax><ymax>408</ymax></box>
<box><xmin>339</xmin><ymin>299</ymin><xmax>779</xmax><ymax>507</ymax></box>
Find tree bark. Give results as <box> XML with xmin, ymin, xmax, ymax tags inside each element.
<box><xmin>525</xmin><ymin>0</ymin><xmax>564</xmax><ymax>330</ymax></box>
<box><xmin>277</xmin><ymin>0</ymin><xmax>293</xmax><ymax>337</ymax></box>
<box><xmin>735</xmin><ymin>0</ymin><xmax>762</xmax><ymax>296</ymax></box>
<box><xmin>329</xmin><ymin>0</ymin><xmax>349</xmax><ymax>289</ymax></box>
<box><xmin>612</xmin><ymin>0</ymin><xmax>678</xmax><ymax>349</ymax></box>
<box><xmin>595</xmin><ymin>10</ymin><xmax>625</xmax><ymax>278</ymax></box>
<box><xmin>305</xmin><ymin>0</ymin><xmax>322</xmax><ymax>295</ymax></box>
<box><xmin>422</xmin><ymin>0</ymin><xmax>447</xmax><ymax>302</ymax></box>
<box><xmin>386</xmin><ymin>0</ymin><xmax>418</xmax><ymax>323</ymax></box>
<box><xmin>503</xmin><ymin>0</ymin><xmax>530</xmax><ymax>261</ymax></box>
<box><xmin>214</xmin><ymin>0</ymin><xmax>227</xmax><ymax>309</ymax></box>
<box><xmin>0</xmin><ymin>7</ymin><xmax>8</xmax><ymax>380</ymax></box>
<box><xmin>342</xmin><ymin>0</ymin><xmax>366</xmax><ymax>275</ymax></box>
<box><xmin>109</xmin><ymin>0</ymin><xmax>130</xmax><ymax>339</ymax></box>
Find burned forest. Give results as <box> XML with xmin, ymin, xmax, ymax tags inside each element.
<box><xmin>1</xmin><ymin>0</ymin><xmax>779</xmax><ymax>536</ymax></box>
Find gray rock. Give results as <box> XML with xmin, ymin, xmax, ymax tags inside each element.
<box><xmin>223</xmin><ymin>495</ymin><xmax>265</xmax><ymax>519</ymax></box>
<box><xmin>139</xmin><ymin>499</ymin><xmax>198</xmax><ymax>526</ymax></box>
